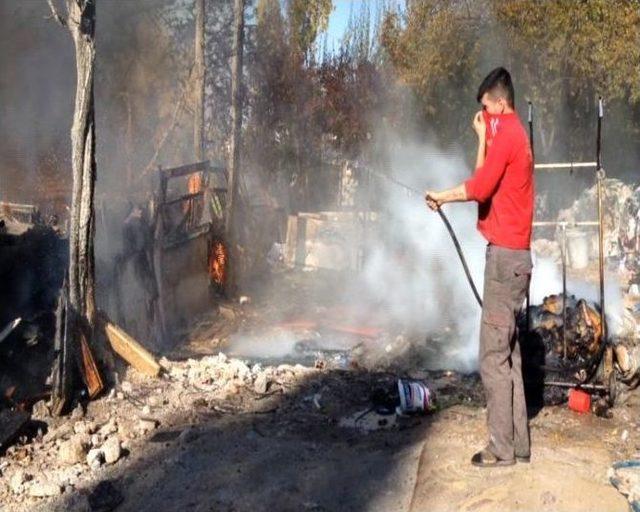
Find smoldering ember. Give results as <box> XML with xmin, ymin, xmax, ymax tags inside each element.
<box><xmin>2</xmin><ymin>2</ymin><xmax>640</xmax><ymax>512</ymax></box>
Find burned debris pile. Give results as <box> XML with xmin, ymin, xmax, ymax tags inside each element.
<box><xmin>0</xmin><ymin>203</ymin><xmax>66</xmax><ymax>408</ymax></box>
<box><xmin>524</xmin><ymin>294</ymin><xmax>604</xmax><ymax>369</ymax></box>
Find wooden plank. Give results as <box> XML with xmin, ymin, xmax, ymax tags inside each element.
<box><xmin>0</xmin><ymin>409</ymin><xmax>29</xmax><ymax>453</ymax></box>
<box><xmin>78</xmin><ymin>329</ymin><xmax>104</xmax><ymax>399</ymax></box>
<box><xmin>160</xmin><ymin>160</ymin><xmax>210</xmax><ymax>180</ymax></box>
<box><xmin>285</xmin><ymin>215</ymin><xmax>298</xmax><ymax>266</ymax></box>
<box><xmin>102</xmin><ymin>318</ymin><xmax>161</xmax><ymax>377</ymax></box>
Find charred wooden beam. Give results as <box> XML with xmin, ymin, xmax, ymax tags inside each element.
<box><xmin>51</xmin><ymin>283</ymin><xmax>73</xmax><ymax>416</ymax></box>
<box><xmin>51</xmin><ymin>282</ymin><xmax>104</xmax><ymax>413</ymax></box>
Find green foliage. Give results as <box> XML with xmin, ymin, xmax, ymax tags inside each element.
<box><xmin>381</xmin><ymin>0</ymin><xmax>640</xmax><ymax>160</ymax></box>
<box><xmin>287</xmin><ymin>0</ymin><xmax>333</xmax><ymax>57</ymax></box>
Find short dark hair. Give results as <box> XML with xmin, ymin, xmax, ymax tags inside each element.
<box><xmin>477</xmin><ymin>67</ymin><xmax>514</xmax><ymax>107</ymax></box>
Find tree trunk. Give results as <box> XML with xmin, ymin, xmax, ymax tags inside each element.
<box><xmin>224</xmin><ymin>0</ymin><xmax>245</xmax><ymax>294</ymax></box>
<box><xmin>194</xmin><ymin>0</ymin><xmax>205</xmax><ymax>161</ymax></box>
<box><xmin>47</xmin><ymin>0</ymin><xmax>102</xmax><ymax>411</ymax></box>
<box><xmin>66</xmin><ymin>0</ymin><xmax>97</xmax><ymax>330</ymax></box>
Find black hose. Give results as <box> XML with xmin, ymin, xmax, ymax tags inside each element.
<box><xmin>436</xmin><ymin>208</ymin><xmax>483</xmax><ymax>307</ymax></box>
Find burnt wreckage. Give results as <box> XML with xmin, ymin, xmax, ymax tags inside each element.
<box><xmin>521</xmin><ymin>100</ymin><xmax>640</xmax><ymax>411</ymax></box>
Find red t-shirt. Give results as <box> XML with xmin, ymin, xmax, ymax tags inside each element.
<box><xmin>464</xmin><ymin>111</ymin><xmax>534</xmax><ymax>250</ymax></box>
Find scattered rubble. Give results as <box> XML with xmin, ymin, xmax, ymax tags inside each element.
<box><xmin>101</xmin><ymin>436</ymin><xmax>122</xmax><ymax>465</ymax></box>
<box><xmin>86</xmin><ymin>448</ymin><xmax>104</xmax><ymax>471</ymax></box>
<box><xmin>9</xmin><ymin>470</ymin><xmax>31</xmax><ymax>494</ymax></box>
<box><xmin>0</xmin><ymin>345</ymin><xmax>479</xmax><ymax>510</ymax></box>
<box><xmin>28</xmin><ymin>480</ymin><xmax>62</xmax><ymax>498</ymax></box>
<box><xmin>58</xmin><ymin>437</ymin><xmax>87</xmax><ymax>465</ymax></box>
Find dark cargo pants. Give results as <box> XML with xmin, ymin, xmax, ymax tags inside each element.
<box><xmin>480</xmin><ymin>244</ymin><xmax>532</xmax><ymax>461</ymax></box>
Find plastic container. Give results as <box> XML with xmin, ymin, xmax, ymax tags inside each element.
<box><xmin>568</xmin><ymin>388</ymin><xmax>591</xmax><ymax>413</ymax></box>
<box><xmin>397</xmin><ymin>379</ymin><xmax>432</xmax><ymax>414</ymax></box>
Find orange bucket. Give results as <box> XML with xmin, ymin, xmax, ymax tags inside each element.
<box><xmin>568</xmin><ymin>389</ymin><xmax>591</xmax><ymax>413</ymax></box>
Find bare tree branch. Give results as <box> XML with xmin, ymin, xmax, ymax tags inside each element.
<box><xmin>46</xmin><ymin>0</ymin><xmax>68</xmax><ymax>27</ymax></box>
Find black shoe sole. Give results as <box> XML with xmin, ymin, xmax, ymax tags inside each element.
<box><xmin>471</xmin><ymin>451</ymin><xmax>516</xmax><ymax>467</ymax></box>
<box><xmin>472</xmin><ymin>459</ymin><xmax>516</xmax><ymax>467</ymax></box>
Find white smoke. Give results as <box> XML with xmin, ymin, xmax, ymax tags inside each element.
<box><xmin>228</xmin><ymin>136</ymin><xmax>624</xmax><ymax>372</ymax></box>
<box><xmin>341</xmin><ymin>137</ymin><xmax>487</xmax><ymax>370</ymax></box>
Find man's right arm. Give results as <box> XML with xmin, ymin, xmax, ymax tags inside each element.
<box><xmin>475</xmin><ymin>136</ymin><xmax>486</xmax><ymax>169</ymax></box>
<box><xmin>464</xmin><ymin>132</ymin><xmax>511</xmax><ymax>203</ymax></box>
<box><xmin>473</xmin><ymin>111</ymin><xmax>487</xmax><ymax>169</ymax></box>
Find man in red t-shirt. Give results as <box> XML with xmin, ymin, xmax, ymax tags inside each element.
<box><xmin>426</xmin><ymin>67</ymin><xmax>533</xmax><ymax>467</ymax></box>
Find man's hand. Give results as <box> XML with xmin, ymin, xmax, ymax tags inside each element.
<box><xmin>425</xmin><ymin>185</ymin><xmax>468</xmax><ymax>211</ymax></box>
<box><xmin>473</xmin><ymin>110</ymin><xmax>486</xmax><ymax>139</ymax></box>
<box><xmin>425</xmin><ymin>190</ymin><xmax>442</xmax><ymax>211</ymax></box>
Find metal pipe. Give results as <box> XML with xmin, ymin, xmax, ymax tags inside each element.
<box><xmin>597</xmin><ymin>97</ymin><xmax>603</xmax><ymax>168</ymax></box>
<box><xmin>526</xmin><ymin>101</ymin><xmax>534</xmax><ymax>333</ymax></box>
<box><xmin>533</xmin><ymin>221</ymin><xmax>599</xmax><ymax>227</ymax></box>
<box><xmin>528</xmin><ymin>101</ymin><xmax>534</xmax><ymax>162</ymax></box>
<box><xmin>544</xmin><ymin>381</ymin><xmax>606</xmax><ymax>390</ymax></box>
<box><xmin>562</xmin><ymin>223</ymin><xmax>567</xmax><ymax>360</ymax></box>
<box><xmin>596</xmin><ymin>97</ymin><xmax>606</xmax><ymax>347</ymax></box>
<box><xmin>534</xmin><ymin>162</ymin><xmax>597</xmax><ymax>170</ymax></box>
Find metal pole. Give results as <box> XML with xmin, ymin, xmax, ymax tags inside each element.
<box><xmin>533</xmin><ymin>221</ymin><xmax>599</xmax><ymax>227</ymax></box>
<box><xmin>544</xmin><ymin>381</ymin><xmax>606</xmax><ymax>390</ymax></box>
<box><xmin>562</xmin><ymin>223</ymin><xmax>567</xmax><ymax>360</ymax></box>
<box><xmin>526</xmin><ymin>101</ymin><xmax>534</xmax><ymax>333</ymax></box>
<box><xmin>534</xmin><ymin>162</ymin><xmax>597</xmax><ymax>170</ymax></box>
<box><xmin>596</xmin><ymin>96</ymin><xmax>606</xmax><ymax>345</ymax></box>
<box><xmin>528</xmin><ymin>101</ymin><xmax>534</xmax><ymax>162</ymax></box>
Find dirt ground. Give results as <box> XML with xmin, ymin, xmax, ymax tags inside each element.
<box><xmin>5</xmin><ymin>365</ymin><xmax>636</xmax><ymax>512</ymax></box>
<box><xmin>11</xmin><ymin>398</ymin><xmax>636</xmax><ymax>511</ymax></box>
<box><xmin>2</xmin><ymin>271</ymin><xmax>638</xmax><ymax>511</ymax></box>
<box><xmin>410</xmin><ymin>404</ymin><xmax>634</xmax><ymax>512</ymax></box>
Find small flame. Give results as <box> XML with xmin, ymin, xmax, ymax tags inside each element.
<box><xmin>209</xmin><ymin>239</ymin><xmax>227</xmax><ymax>286</ymax></box>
